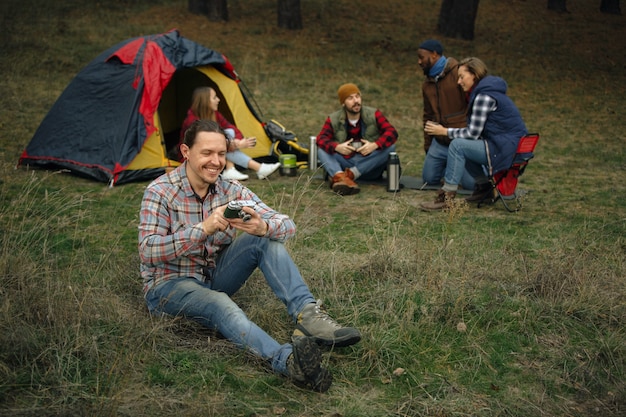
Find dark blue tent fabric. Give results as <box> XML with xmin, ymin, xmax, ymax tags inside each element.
<box><xmin>19</xmin><ymin>30</ymin><xmax>226</xmax><ymax>185</ymax></box>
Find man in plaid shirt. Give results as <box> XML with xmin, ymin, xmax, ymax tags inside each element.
<box><xmin>315</xmin><ymin>83</ymin><xmax>398</xmax><ymax>195</ymax></box>
<box><xmin>139</xmin><ymin>120</ymin><xmax>361</xmax><ymax>392</ymax></box>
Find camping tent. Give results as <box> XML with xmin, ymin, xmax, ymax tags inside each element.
<box><xmin>18</xmin><ymin>30</ymin><xmax>275</xmax><ymax>185</ymax></box>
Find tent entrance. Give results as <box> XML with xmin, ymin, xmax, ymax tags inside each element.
<box><xmin>157</xmin><ymin>67</ymin><xmax>273</xmax><ymax>161</ymax></box>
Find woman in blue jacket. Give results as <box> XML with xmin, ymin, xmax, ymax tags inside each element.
<box><xmin>420</xmin><ymin>57</ymin><xmax>527</xmax><ymax>211</ymax></box>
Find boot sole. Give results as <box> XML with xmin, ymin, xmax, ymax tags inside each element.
<box><xmin>332</xmin><ymin>184</ymin><xmax>360</xmax><ymax>196</ymax></box>
<box><xmin>294</xmin><ymin>328</ymin><xmax>362</xmax><ymax>348</ymax></box>
<box><xmin>292</xmin><ymin>336</ymin><xmax>333</xmax><ymax>392</ymax></box>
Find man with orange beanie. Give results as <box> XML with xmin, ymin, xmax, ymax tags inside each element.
<box><xmin>315</xmin><ymin>83</ymin><xmax>398</xmax><ymax>195</ymax></box>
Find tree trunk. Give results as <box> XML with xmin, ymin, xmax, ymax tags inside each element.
<box><xmin>600</xmin><ymin>0</ymin><xmax>621</xmax><ymax>14</ymax></box>
<box><xmin>188</xmin><ymin>0</ymin><xmax>208</xmax><ymax>15</ymax></box>
<box><xmin>277</xmin><ymin>0</ymin><xmax>302</xmax><ymax>30</ymax></box>
<box><xmin>207</xmin><ymin>0</ymin><xmax>228</xmax><ymax>21</ymax></box>
<box><xmin>437</xmin><ymin>0</ymin><xmax>480</xmax><ymax>40</ymax></box>
<box><xmin>547</xmin><ymin>0</ymin><xmax>569</xmax><ymax>13</ymax></box>
<box><xmin>188</xmin><ymin>0</ymin><xmax>228</xmax><ymax>21</ymax></box>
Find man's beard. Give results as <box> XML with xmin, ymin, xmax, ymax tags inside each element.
<box><xmin>346</xmin><ymin>104</ymin><xmax>360</xmax><ymax>116</ymax></box>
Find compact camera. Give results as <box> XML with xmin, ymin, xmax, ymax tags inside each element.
<box><xmin>223</xmin><ymin>200</ymin><xmax>256</xmax><ymax>222</ymax></box>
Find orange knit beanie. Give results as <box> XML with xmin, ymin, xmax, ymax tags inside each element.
<box><xmin>337</xmin><ymin>83</ymin><xmax>360</xmax><ymax>104</ymax></box>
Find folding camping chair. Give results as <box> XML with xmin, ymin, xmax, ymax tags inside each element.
<box><xmin>477</xmin><ymin>133</ymin><xmax>540</xmax><ymax>212</ymax></box>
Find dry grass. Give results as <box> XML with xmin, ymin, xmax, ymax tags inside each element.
<box><xmin>1</xmin><ymin>0</ymin><xmax>625</xmax><ymax>416</ymax></box>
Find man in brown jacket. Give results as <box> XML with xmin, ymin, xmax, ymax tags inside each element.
<box><xmin>418</xmin><ymin>39</ymin><xmax>474</xmax><ymax>190</ymax></box>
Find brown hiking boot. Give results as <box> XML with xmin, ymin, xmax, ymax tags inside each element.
<box><xmin>465</xmin><ymin>183</ymin><xmax>494</xmax><ymax>203</ymax></box>
<box><xmin>420</xmin><ymin>189</ymin><xmax>457</xmax><ymax>211</ymax></box>
<box><xmin>331</xmin><ymin>170</ymin><xmax>360</xmax><ymax>195</ymax></box>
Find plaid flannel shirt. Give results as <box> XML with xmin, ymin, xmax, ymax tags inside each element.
<box><xmin>317</xmin><ymin>109</ymin><xmax>398</xmax><ymax>156</ymax></box>
<box><xmin>138</xmin><ymin>164</ymin><xmax>295</xmax><ymax>292</ymax></box>
<box><xmin>448</xmin><ymin>93</ymin><xmax>496</xmax><ymax>140</ymax></box>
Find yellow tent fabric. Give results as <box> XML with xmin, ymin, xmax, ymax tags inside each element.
<box><xmin>127</xmin><ymin>113</ymin><xmax>180</xmax><ymax>170</ymax></box>
<box><xmin>195</xmin><ymin>66</ymin><xmax>272</xmax><ymax>159</ymax></box>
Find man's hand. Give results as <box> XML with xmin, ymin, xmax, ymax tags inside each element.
<box><xmin>225</xmin><ymin>207</ymin><xmax>268</xmax><ymax>236</ymax></box>
<box><xmin>202</xmin><ymin>205</ymin><xmax>230</xmax><ymax>235</ymax></box>
<box><xmin>335</xmin><ymin>139</ymin><xmax>355</xmax><ymax>156</ymax></box>
<box><xmin>424</xmin><ymin>121</ymin><xmax>447</xmax><ymax>137</ymax></box>
<box><xmin>236</xmin><ymin>137</ymin><xmax>257</xmax><ymax>149</ymax></box>
<box><xmin>355</xmin><ymin>139</ymin><xmax>379</xmax><ymax>156</ymax></box>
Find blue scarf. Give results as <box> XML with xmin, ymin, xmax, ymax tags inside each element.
<box><xmin>429</xmin><ymin>56</ymin><xmax>447</xmax><ymax>79</ymax></box>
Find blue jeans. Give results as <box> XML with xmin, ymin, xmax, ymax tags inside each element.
<box><xmin>443</xmin><ymin>138</ymin><xmax>489</xmax><ymax>192</ymax></box>
<box><xmin>318</xmin><ymin>144</ymin><xmax>396</xmax><ymax>180</ymax></box>
<box><xmin>226</xmin><ymin>150</ymin><xmax>252</xmax><ymax>168</ymax></box>
<box><xmin>423</xmin><ymin>140</ymin><xmax>475</xmax><ymax>190</ymax></box>
<box><xmin>144</xmin><ymin>233</ymin><xmax>316</xmax><ymax>376</ymax></box>
<box><xmin>223</xmin><ymin>129</ymin><xmax>252</xmax><ymax>168</ymax></box>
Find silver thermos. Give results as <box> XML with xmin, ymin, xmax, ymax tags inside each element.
<box><xmin>387</xmin><ymin>152</ymin><xmax>400</xmax><ymax>192</ymax></box>
<box><xmin>309</xmin><ymin>136</ymin><xmax>318</xmax><ymax>171</ymax></box>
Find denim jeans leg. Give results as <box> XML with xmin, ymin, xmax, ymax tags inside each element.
<box><xmin>422</xmin><ymin>140</ymin><xmax>448</xmax><ymax>186</ymax></box>
<box><xmin>424</xmin><ymin>140</ymin><xmax>476</xmax><ymax>190</ymax></box>
<box><xmin>353</xmin><ymin>144</ymin><xmax>396</xmax><ymax>180</ymax></box>
<box><xmin>226</xmin><ymin>150</ymin><xmax>252</xmax><ymax>168</ymax></box>
<box><xmin>214</xmin><ymin>233</ymin><xmax>315</xmax><ymax>318</ymax></box>
<box><xmin>214</xmin><ymin>233</ymin><xmax>316</xmax><ymax>374</ymax></box>
<box><xmin>317</xmin><ymin>148</ymin><xmax>346</xmax><ymax>178</ymax></box>
<box><xmin>145</xmin><ymin>277</ymin><xmax>293</xmax><ymax>374</ymax></box>
<box><xmin>460</xmin><ymin>169</ymin><xmax>477</xmax><ymax>191</ymax></box>
<box><xmin>444</xmin><ymin>139</ymin><xmax>488</xmax><ymax>187</ymax></box>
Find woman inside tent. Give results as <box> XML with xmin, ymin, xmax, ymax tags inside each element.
<box><xmin>178</xmin><ymin>87</ymin><xmax>280</xmax><ymax>180</ymax></box>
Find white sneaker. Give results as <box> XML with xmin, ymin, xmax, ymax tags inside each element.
<box><xmin>257</xmin><ymin>162</ymin><xmax>281</xmax><ymax>179</ymax></box>
<box><xmin>221</xmin><ymin>167</ymin><xmax>249</xmax><ymax>181</ymax></box>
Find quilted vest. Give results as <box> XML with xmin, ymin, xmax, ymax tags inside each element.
<box><xmin>328</xmin><ymin>106</ymin><xmax>379</xmax><ymax>143</ymax></box>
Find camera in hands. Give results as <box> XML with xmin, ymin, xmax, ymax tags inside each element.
<box><xmin>223</xmin><ymin>200</ymin><xmax>256</xmax><ymax>222</ymax></box>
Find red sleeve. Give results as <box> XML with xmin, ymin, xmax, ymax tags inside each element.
<box><xmin>316</xmin><ymin>117</ymin><xmax>337</xmax><ymax>154</ymax></box>
<box><xmin>215</xmin><ymin>112</ymin><xmax>244</xmax><ymax>139</ymax></box>
<box><xmin>180</xmin><ymin>109</ymin><xmax>198</xmax><ymax>140</ymax></box>
<box><xmin>373</xmin><ymin>110</ymin><xmax>398</xmax><ymax>149</ymax></box>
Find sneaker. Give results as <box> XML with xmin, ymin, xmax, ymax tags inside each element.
<box><xmin>294</xmin><ymin>300</ymin><xmax>361</xmax><ymax>347</ymax></box>
<box><xmin>286</xmin><ymin>336</ymin><xmax>332</xmax><ymax>392</ymax></box>
<box><xmin>221</xmin><ymin>167</ymin><xmax>249</xmax><ymax>181</ymax></box>
<box><xmin>257</xmin><ymin>162</ymin><xmax>281</xmax><ymax>179</ymax></box>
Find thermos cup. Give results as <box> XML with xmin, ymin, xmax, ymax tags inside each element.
<box><xmin>387</xmin><ymin>152</ymin><xmax>400</xmax><ymax>192</ymax></box>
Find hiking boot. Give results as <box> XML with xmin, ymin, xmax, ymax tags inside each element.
<box><xmin>257</xmin><ymin>162</ymin><xmax>281</xmax><ymax>179</ymax></box>
<box><xmin>331</xmin><ymin>170</ymin><xmax>360</xmax><ymax>196</ymax></box>
<box><xmin>221</xmin><ymin>166</ymin><xmax>249</xmax><ymax>181</ymax></box>
<box><xmin>420</xmin><ymin>189</ymin><xmax>457</xmax><ymax>211</ymax></box>
<box><xmin>286</xmin><ymin>336</ymin><xmax>333</xmax><ymax>392</ymax></box>
<box><xmin>465</xmin><ymin>183</ymin><xmax>494</xmax><ymax>203</ymax></box>
<box><xmin>294</xmin><ymin>300</ymin><xmax>362</xmax><ymax>347</ymax></box>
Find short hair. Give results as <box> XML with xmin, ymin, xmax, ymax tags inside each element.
<box><xmin>182</xmin><ymin>119</ymin><xmax>230</xmax><ymax>149</ymax></box>
<box><xmin>458</xmin><ymin>57</ymin><xmax>489</xmax><ymax>83</ymax></box>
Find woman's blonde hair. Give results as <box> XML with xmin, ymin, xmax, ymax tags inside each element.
<box><xmin>190</xmin><ymin>86</ymin><xmax>217</xmax><ymax>121</ymax></box>
<box><xmin>458</xmin><ymin>57</ymin><xmax>489</xmax><ymax>83</ymax></box>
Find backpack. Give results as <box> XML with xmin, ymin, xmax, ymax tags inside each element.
<box><xmin>263</xmin><ymin>119</ymin><xmax>309</xmax><ymax>165</ymax></box>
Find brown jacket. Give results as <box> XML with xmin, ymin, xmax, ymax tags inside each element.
<box><xmin>422</xmin><ymin>57</ymin><xmax>468</xmax><ymax>153</ymax></box>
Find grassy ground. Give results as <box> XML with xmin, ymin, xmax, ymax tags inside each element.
<box><xmin>1</xmin><ymin>0</ymin><xmax>625</xmax><ymax>416</ymax></box>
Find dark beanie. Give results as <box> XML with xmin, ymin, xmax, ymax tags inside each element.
<box><xmin>418</xmin><ymin>39</ymin><xmax>443</xmax><ymax>55</ymax></box>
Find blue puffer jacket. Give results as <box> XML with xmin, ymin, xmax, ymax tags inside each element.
<box><xmin>469</xmin><ymin>76</ymin><xmax>527</xmax><ymax>174</ymax></box>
